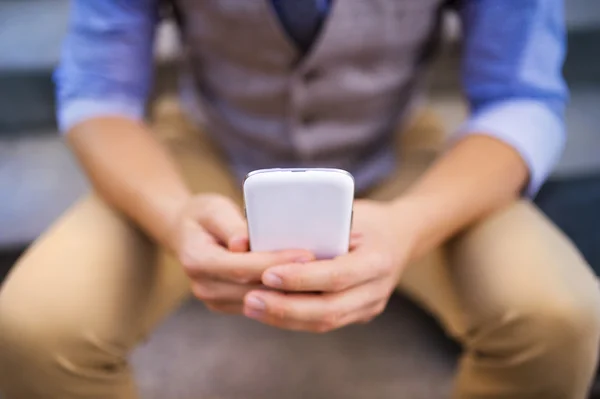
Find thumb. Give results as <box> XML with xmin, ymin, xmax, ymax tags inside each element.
<box><xmin>197</xmin><ymin>196</ymin><xmax>248</xmax><ymax>251</ymax></box>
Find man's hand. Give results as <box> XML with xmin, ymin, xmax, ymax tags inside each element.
<box><xmin>242</xmin><ymin>200</ymin><xmax>417</xmax><ymax>332</ymax></box>
<box><xmin>172</xmin><ymin>194</ymin><xmax>314</xmax><ymax>314</ymax></box>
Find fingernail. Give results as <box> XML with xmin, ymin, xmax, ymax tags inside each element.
<box><xmin>246</xmin><ymin>295</ymin><xmax>266</xmax><ymax>311</ymax></box>
<box><xmin>263</xmin><ymin>272</ymin><xmax>283</xmax><ymax>288</ymax></box>
<box><xmin>245</xmin><ymin>309</ymin><xmax>264</xmax><ymax>319</ymax></box>
<box><xmin>229</xmin><ymin>236</ymin><xmax>247</xmax><ymax>247</ymax></box>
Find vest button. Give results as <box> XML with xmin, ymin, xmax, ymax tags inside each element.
<box><xmin>301</xmin><ymin>114</ymin><xmax>317</xmax><ymax>126</ymax></box>
<box><xmin>303</xmin><ymin>68</ymin><xmax>322</xmax><ymax>82</ymax></box>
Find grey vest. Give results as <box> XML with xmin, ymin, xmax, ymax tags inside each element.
<box><xmin>172</xmin><ymin>0</ymin><xmax>446</xmax><ymax>192</ymax></box>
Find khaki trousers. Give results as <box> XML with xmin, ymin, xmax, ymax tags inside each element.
<box><xmin>1</xmin><ymin>102</ymin><xmax>600</xmax><ymax>399</ymax></box>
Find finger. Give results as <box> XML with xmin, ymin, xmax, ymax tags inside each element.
<box><xmin>246</xmin><ymin>309</ymin><xmax>322</xmax><ymax>332</ymax></box>
<box><xmin>243</xmin><ymin>283</ymin><xmax>384</xmax><ymax>332</ymax></box>
<box><xmin>261</xmin><ymin>250</ymin><xmax>389</xmax><ymax>292</ymax></box>
<box><xmin>182</xmin><ymin>244</ymin><xmax>314</xmax><ymax>284</ymax></box>
<box><xmin>349</xmin><ymin>232</ymin><xmax>363</xmax><ymax>250</ymax></box>
<box><xmin>178</xmin><ymin>219</ymin><xmax>219</xmax><ymax>259</ymax></box>
<box><xmin>191</xmin><ymin>279</ymin><xmax>266</xmax><ymax>303</ymax></box>
<box><xmin>353</xmin><ymin>300</ymin><xmax>388</xmax><ymax>325</ymax></box>
<box><xmin>243</xmin><ymin>292</ymin><xmax>324</xmax><ymax>332</ymax></box>
<box><xmin>193</xmin><ymin>195</ymin><xmax>249</xmax><ymax>248</ymax></box>
<box><xmin>228</xmin><ymin>236</ymin><xmax>249</xmax><ymax>253</ymax></box>
<box><xmin>251</xmin><ymin>299</ymin><xmax>388</xmax><ymax>331</ymax></box>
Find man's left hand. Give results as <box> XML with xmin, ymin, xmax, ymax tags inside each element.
<box><xmin>242</xmin><ymin>199</ymin><xmax>418</xmax><ymax>332</ymax></box>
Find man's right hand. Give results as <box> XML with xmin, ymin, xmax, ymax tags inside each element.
<box><xmin>171</xmin><ymin>194</ymin><xmax>314</xmax><ymax>314</ymax></box>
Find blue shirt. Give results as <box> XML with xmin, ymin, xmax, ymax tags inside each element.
<box><xmin>54</xmin><ymin>0</ymin><xmax>568</xmax><ymax>197</ymax></box>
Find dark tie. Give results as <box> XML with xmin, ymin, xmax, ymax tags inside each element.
<box><xmin>273</xmin><ymin>0</ymin><xmax>325</xmax><ymax>53</ymax></box>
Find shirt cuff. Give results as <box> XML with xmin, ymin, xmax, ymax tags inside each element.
<box><xmin>58</xmin><ymin>98</ymin><xmax>146</xmax><ymax>134</ymax></box>
<box><xmin>452</xmin><ymin>99</ymin><xmax>566</xmax><ymax>198</ymax></box>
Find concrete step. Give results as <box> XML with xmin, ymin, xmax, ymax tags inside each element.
<box><xmin>0</xmin><ymin>132</ymin><xmax>88</xmax><ymax>247</ymax></box>
<box><xmin>0</xmin><ymin>1</ymin><xmax>69</xmax><ymax>72</ymax></box>
<box><xmin>0</xmin><ymin>1</ymin><xmax>69</xmax><ymax>133</ymax></box>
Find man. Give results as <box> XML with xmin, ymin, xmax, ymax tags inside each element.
<box><xmin>1</xmin><ymin>0</ymin><xmax>599</xmax><ymax>398</ymax></box>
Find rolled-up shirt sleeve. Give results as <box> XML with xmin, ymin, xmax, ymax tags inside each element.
<box><xmin>54</xmin><ymin>0</ymin><xmax>159</xmax><ymax>133</ymax></box>
<box><xmin>454</xmin><ymin>0</ymin><xmax>569</xmax><ymax>197</ymax></box>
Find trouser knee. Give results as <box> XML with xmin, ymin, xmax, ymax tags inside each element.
<box><xmin>463</xmin><ymin>286</ymin><xmax>600</xmax><ymax>395</ymax></box>
<box><xmin>0</xmin><ymin>297</ymin><xmax>132</xmax><ymax>398</ymax></box>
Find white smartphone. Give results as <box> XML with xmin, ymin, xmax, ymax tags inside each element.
<box><xmin>243</xmin><ymin>168</ymin><xmax>355</xmax><ymax>260</ymax></box>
